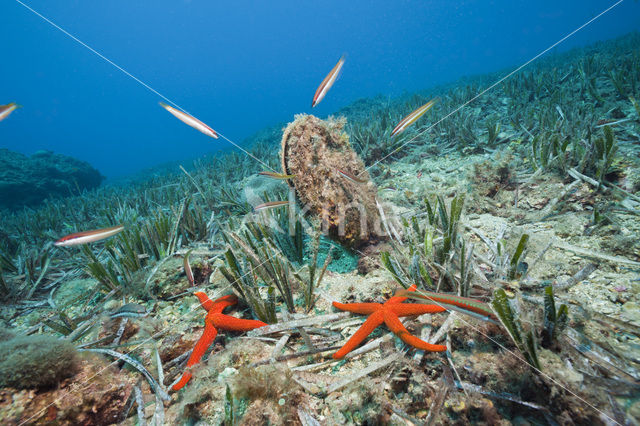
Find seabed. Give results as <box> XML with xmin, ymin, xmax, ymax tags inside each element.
<box><xmin>1</xmin><ymin>33</ymin><xmax>640</xmax><ymax>425</ymax></box>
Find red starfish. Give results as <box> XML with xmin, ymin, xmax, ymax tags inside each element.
<box><xmin>171</xmin><ymin>292</ymin><xmax>267</xmax><ymax>391</ymax></box>
<box><xmin>332</xmin><ymin>284</ymin><xmax>448</xmax><ymax>359</ymax></box>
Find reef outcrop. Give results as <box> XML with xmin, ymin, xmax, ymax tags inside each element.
<box><xmin>0</xmin><ymin>149</ymin><xmax>104</xmax><ymax>210</ymax></box>
<box><xmin>281</xmin><ymin>114</ymin><xmax>383</xmax><ymax>247</ymax></box>
<box><xmin>0</xmin><ymin>353</ymin><xmax>136</xmax><ymax>425</ymax></box>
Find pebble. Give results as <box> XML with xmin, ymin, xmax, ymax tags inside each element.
<box><xmin>217</xmin><ymin>367</ymin><xmax>238</xmax><ymax>384</ymax></box>
<box><xmin>620</xmin><ymin>301</ymin><xmax>640</xmax><ymax>323</ymax></box>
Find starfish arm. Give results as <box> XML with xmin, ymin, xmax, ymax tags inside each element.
<box><xmin>333</xmin><ymin>310</ymin><xmax>384</xmax><ymax>359</ymax></box>
<box><xmin>171</xmin><ymin>321</ymin><xmax>218</xmax><ymax>391</ymax></box>
<box><xmin>194</xmin><ymin>291</ymin><xmax>215</xmax><ymax>312</ymax></box>
<box><xmin>383</xmin><ymin>309</ymin><xmax>447</xmax><ymax>352</ymax></box>
<box><xmin>210</xmin><ymin>294</ymin><xmax>238</xmax><ymax>314</ymax></box>
<box><xmin>385</xmin><ymin>284</ymin><xmax>417</xmax><ymax>305</ymax></box>
<box><xmin>332</xmin><ymin>301</ymin><xmax>381</xmax><ymax>315</ymax></box>
<box><xmin>171</xmin><ymin>371</ymin><xmax>192</xmax><ymax>392</ymax></box>
<box><xmin>186</xmin><ymin>321</ymin><xmax>218</xmax><ymax>367</ymax></box>
<box><xmin>212</xmin><ymin>313</ymin><xmax>267</xmax><ymax>331</ymax></box>
<box><xmin>389</xmin><ymin>303</ymin><xmax>447</xmax><ymax>317</ymax></box>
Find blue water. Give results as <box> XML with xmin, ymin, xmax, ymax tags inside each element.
<box><xmin>0</xmin><ymin>0</ymin><xmax>638</xmax><ymax>178</ymax></box>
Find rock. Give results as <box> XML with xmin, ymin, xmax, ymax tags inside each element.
<box><xmin>0</xmin><ymin>149</ymin><xmax>104</xmax><ymax>210</ymax></box>
<box><xmin>0</xmin><ymin>354</ymin><xmax>135</xmax><ymax>425</ymax></box>
<box><xmin>620</xmin><ymin>301</ymin><xmax>640</xmax><ymax>324</ymax></box>
<box><xmin>0</xmin><ymin>334</ymin><xmax>80</xmax><ymax>390</ymax></box>
<box><xmin>539</xmin><ymin>349</ymin><xmax>583</xmax><ymax>385</ymax></box>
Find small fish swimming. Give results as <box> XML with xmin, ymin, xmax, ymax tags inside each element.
<box><xmin>109</xmin><ymin>303</ymin><xmax>147</xmax><ymax>319</ymax></box>
<box><xmin>0</xmin><ymin>103</ymin><xmax>21</xmax><ymax>122</ymax></box>
<box><xmin>312</xmin><ymin>55</ymin><xmax>345</xmax><ymax>108</ymax></box>
<box><xmin>254</xmin><ymin>200</ymin><xmax>290</xmax><ymax>211</ymax></box>
<box><xmin>184</xmin><ymin>250</ymin><xmax>194</xmax><ymax>286</ymax></box>
<box><xmin>391</xmin><ymin>98</ymin><xmax>438</xmax><ymax>137</ymax></box>
<box><xmin>258</xmin><ymin>171</ymin><xmax>296</xmax><ymax>180</ymax></box>
<box><xmin>159</xmin><ymin>102</ymin><xmax>219</xmax><ymax>139</ymax></box>
<box><xmin>336</xmin><ymin>168</ymin><xmax>366</xmax><ymax>184</ymax></box>
<box><xmin>54</xmin><ymin>225</ymin><xmax>124</xmax><ymax>247</ymax></box>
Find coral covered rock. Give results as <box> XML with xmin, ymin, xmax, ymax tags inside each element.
<box><xmin>0</xmin><ymin>354</ymin><xmax>136</xmax><ymax>425</ymax></box>
<box><xmin>0</xmin><ymin>149</ymin><xmax>104</xmax><ymax>210</ymax></box>
<box><xmin>281</xmin><ymin>114</ymin><xmax>383</xmax><ymax>247</ymax></box>
<box><xmin>0</xmin><ymin>334</ymin><xmax>79</xmax><ymax>390</ymax></box>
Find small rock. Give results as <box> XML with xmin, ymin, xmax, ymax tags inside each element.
<box><xmin>217</xmin><ymin>367</ymin><xmax>238</xmax><ymax>384</ymax></box>
<box><xmin>620</xmin><ymin>301</ymin><xmax>640</xmax><ymax>324</ymax></box>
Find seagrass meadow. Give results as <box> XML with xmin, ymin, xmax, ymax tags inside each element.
<box><xmin>1</xmin><ymin>32</ymin><xmax>640</xmax><ymax>425</ymax></box>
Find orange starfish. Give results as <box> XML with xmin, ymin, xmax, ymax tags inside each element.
<box><xmin>171</xmin><ymin>292</ymin><xmax>267</xmax><ymax>391</ymax></box>
<box><xmin>332</xmin><ymin>284</ymin><xmax>448</xmax><ymax>359</ymax></box>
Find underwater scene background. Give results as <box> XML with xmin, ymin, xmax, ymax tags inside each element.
<box><xmin>1</xmin><ymin>1</ymin><xmax>640</xmax><ymax>424</ymax></box>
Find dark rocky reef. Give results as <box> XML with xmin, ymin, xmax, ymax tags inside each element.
<box><xmin>0</xmin><ymin>149</ymin><xmax>104</xmax><ymax>210</ymax></box>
